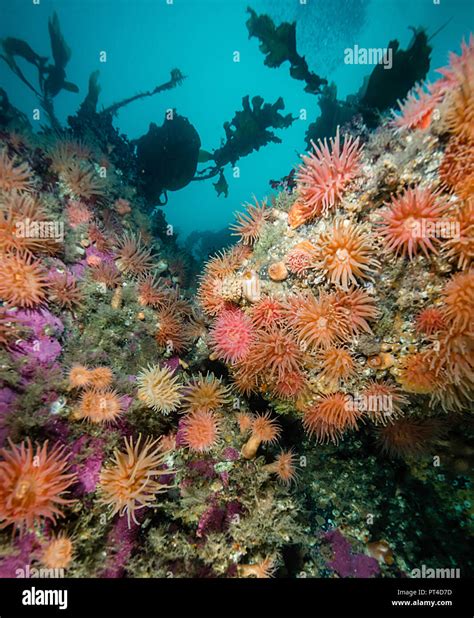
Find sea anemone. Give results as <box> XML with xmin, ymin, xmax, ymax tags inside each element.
<box><xmin>66</xmin><ymin>200</ymin><xmax>93</xmax><ymax>229</ymax></box>
<box><xmin>241</xmin><ymin>412</ymin><xmax>281</xmax><ymax>459</ymax></box>
<box><xmin>319</xmin><ymin>219</ymin><xmax>379</xmax><ymax>289</ymax></box>
<box><xmin>242</xmin><ymin>325</ymin><xmax>303</xmax><ymax>385</ymax></box>
<box><xmin>59</xmin><ymin>160</ymin><xmax>106</xmax><ymax>202</ymax></box>
<box><xmin>0</xmin><ymin>191</ymin><xmax>60</xmax><ymax>256</ymax></box>
<box><xmin>376</xmin><ymin>417</ymin><xmax>444</xmax><ymax>459</ymax></box>
<box><xmin>441</xmin><ymin>270</ymin><xmax>474</xmax><ymax>332</ymax></box>
<box><xmin>115</xmin><ymin>233</ymin><xmax>154</xmax><ymax>278</ymax></box>
<box><xmin>398</xmin><ymin>352</ymin><xmax>441</xmax><ymax>394</ymax></box>
<box><xmin>0</xmin><ymin>252</ymin><xmax>48</xmax><ymax>307</ymax></box>
<box><xmin>181</xmin><ymin>409</ymin><xmax>221</xmax><ymax>453</ymax></box>
<box><xmin>302</xmin><ymin>392</ymin><xmax>361</xmax><ymax>444</ymax></box>
<box><xmin>236</xmin><ymin>412</ymin><xmax>254</xmax><ymax>434</ymax></box>
<box><xmin>0</xmin><ymin>439</ymin><xmax>75</xmax><ymax>533</ymax></box>
<box><xmin>209</xmin><ymin>308</ymin><xmax>254</xmax><ymax>364</ymax></box>
<box><xmin>443</xmin><ymin>199</ymin><xmax>474</xmax><ymax>270</ymax></box>
<box><xmin>296</xmin><ymin>127</ymin><xmax>363</xmax><ymax>221</ymax></box>
<box><xmin>137</xmin><ymin>274</ymin><xmax>169</xmax><ymax>307</ymax></box>
<box><xmin>264</xmin><ymin>450</ymin><xmax>298</xmax><ymax>485</ymax></box>
<box><xmin>444</xmin><ymin>61</ymin><xmax>474</xmax><ymax>142</ymax></box>
<box><xmin>439</xmin><ymin>136</ymin><xmax>474</xmax><ymax>200</ymax></box>
<box><xmin>238</xmin><ymin>556</ymin><xmax>277</xmax><ymax>578</ymax></box>
<box><xmin>271</xmin><ymin>369</ymin><xmax>307</xmax><ymax>400</ymax></box>
<box><xmin>249</xmin><ymin>296</ymin><xmax>286</xmax><ymax>330</ymax></box>
<box><xmin>155</xmin><ymin>306</ymin><xmax>191</xmax><ymax>354</ymax></box>
<box><xmin>90</xmin><ymin>261</ymin><xmax>121</xmax><ymax>289</ymax></box>
<box><xmin>197</xmin><ymin>273</ymin><xmax>230</xmax><ymax>316</ymax></box>
<box><xmin>114</xmin><ymin>198</ymin><xmax>131</xmax><ymax>216</ymax></box>
<box><xmin>288</xmin><ymin>291</ymin><xmax>350</xmax><ymax>350</ymax></box>
<box><xmin>317</xmin><ymin>346</ymin><xmax>357</xmax><ymax>387</ymax></box>
<box><xmin>41</xmin><ymin>533</ymin><xmax>74</xmax><ymax>569</ymax></box>
<box><xmin>230</xmin><ymin>197</ymin><xmax>270</xmax><ymax>245</ymax></box>
<box><xmin>75</xmin><ymin>389</ymin><xmax>123</xmax><ymax>424</ymax></box>
<box><xmin>68</xmin><ymin>364</ymin><xmax>92</xmax><ymax>389</ymax></box>
<box><xmin>335</xmin><ymin>288</ymin><xmax>379</xmax><ymax>335</ymax></box>
<box><xmin>359</xmin><ymin>380</ymin><xmax>408</xmax><ymax>425</ymax></box>
<box><xmin>268</xmin><ymin>261</ymin><xmax>288</xmax><ymax>282</ymax></box>
<box><xmin>136</xmin><ymin>364</ymin><xmax>183</xmax><ymax>414</ymax></box>
<box><xmin>48</xmin><ymin>271</ymin><xmax>83</xmax><ymax>311</ymax></box>
<box><xmin>0</xmin><ymin>150</ymin><xmax>34</xmax><ymax>193</ymax></box>
<box><xmin>99</xmin><ymin>435</ymin><xmax>173</xmax><ymax>526</ymax></box>
<box><xmin>415</xmin><ymin>307</ymin><xmax>446</xmax><ymax>336</ymax></box>
<box><xmin>88</xmin><ymin>367</ymin><xmax>113</xmax><ymax>389</ymax></box>
<box><xmin>285</xmin><ymin>243</ymin><xmax>317</xmax><ymax>276</ymax></box>
<box><xmin>183</xmin><ymin>373</ymin><xmax>231</xmax><ymax>413</ymax></box>
<box><xmin>204</xmin><ymin>245</ymin><xmax>250</xmax><ymax>279</ymax></box>
<box><xmin>390</xmin><ymin>84</ymin><xmax>442</xmax><ymax>131</ymax></box>
<box><xmin>379</xmin><ymin>186</ymin><xmax>450</xmax><ymax>260</ymax></box>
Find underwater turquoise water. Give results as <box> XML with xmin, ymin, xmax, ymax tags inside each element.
<box><xmin>1</xmin><ymin>0</ymin><xmax>473</xmax><ymax>242</ymax></box>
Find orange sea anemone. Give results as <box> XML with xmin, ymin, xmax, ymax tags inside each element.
<box><xmin>0</xmin><ymin>150</ymin><xmax>34</xmax><ymax>193</ymax></box>
<box><xmin>238</xmin><ymin>556</ymin><xmax>277</xmax><ymax>578</ymax></box>
<box><xmin>250</xmin><ymin>296</ymin><xmax>286</xmax><ymax>330</ymax></box>
<box><xmin>155</xmin><ymin>306</ymin><xmax>191</xmax><ymax>354</ymax></box>
<box><xmin>230</xmin><ymin>197</ymin><xmax>270</xmax><ymax>245</ymax></box>
<box><xmin>390</xmin><ymin>84</ymin><xmax>442</xmax><ymax>131</ymax></box>
<box><xmin>99</xmin><ymin>435</ymin><xmax>173</xmax><ymax>527</ymax></box>
<box><xmin>241</xmin><ymin>412</ymin><xmax>281</xmax><ymax>459</ymax></box>
<box><xmin>136</xmin><ymin>364</ymin><xmax>183</xmax><ymax>414</ymax></box>
<box><xmin>41</xmin><ymin>533</ymin><xmax>74</xmax><ymax>569</ymax></box>
<box><xmin>0</xmin><ymin>252</ymin><xmax>48</xmax><ymax>307</ymax></box>
<box><xmin>335</xmin><ymin>288</ymin><xmax>379</xmax><ymax>335</ymax></box>
<box><xmin>302</xmin><ymin>392</ymin><xmax>361</xmax><ymax>444</ymax></box>
<box><xmin>443</xmin><ymin>199</ymin><xmax>474</xmax><ymax>270</ymax></box>
<box><xmin>319</xmin><ymin>219</ymin><xmax>379</xmax><ymax>289</ymax></box>
<box><xmin>379</xmin><ymin>186</ymin><xmax>450</xmax><ymax>260</ymax></box>
<box><xmin>317</xmin><ymin>346</ymin><xmax>357</xmax><ymax>387</ymax></box>
<box><xmin>183</xmin><ymin>373</ymin><xmax>231</xmax><ymax>413</ymax></box>
<box><xmin>137</xmin><ymin>274</ymin><xmax>168</xmax><ymax>307</ymax></box>
<box><xmin>296</xmin><ymin>127</ymin><xmax>363</xmax><ymax>221</ymax></box>
<box><xmin>398</xmin><ymin>352</ymin><xmax>441</xmax><ymax>394</ymax></box>
<box><xmin>204</xmin><ymin>245</ymin><xmax>250</xmax><ymax>279</ymax></box>
<box><xmin>439</xmin><ymin>136</ymin><xmax>474</xmax><ymax>200</ymax></box>
<box><xmin>48</xmin><ymin>272</ymin><xmax>83</xmax><ymax>311</ymax></box>
<box><xmin>88</xmin><ymin>366</ymin><xmax>113</xmax><ymax>389</ymax></box>
<box><xmin>68</xmin><ymin>364</ymin><xmax>92</xmax><ymax>389</ymax></box>
<box><xmin>264</xmin><ymin>449</ymin><xmax>298</xmax><ymax>485</ymax></box>
<box><xmin>0</xmin><ymin>439</ymin><xmax>75</xmax><ymax>533</ymax></box>
<box><xmin>359</xmin><ymin>380</ymin><xmax>408</xmax><ymax>425</ymax></box>
<box><xmin>441</xmin><ymin>270</ymin><xmax>474</xmax><ymax>333</ymax></box>
<box><xmin>75</xmin><ymin>389</ymin><xmax>123</xmax><ymax>424</ymax></box>
<box><xmin>59</xmin><ymin>160</ymin><xmax>106</xmax><ymax>202</ymax></box>
<box><xmin>115</xmin><ymin>232</ymin><xmax>153</xmax><ymax>278</ymax></box>
<box><xmin>181</xmin><ymin>409</ymin><xmax>221</xmax><ymax>452</ymax></box>
<box><xmin>443</xmin><ymin>61</ymin><xmax>474</xmax><ymax>142</ymax></box>
<box><xmin>236</xmin><ymin>412</ymin><xmax>254</xmax><ymax>434</ymax></box>
<box><xmin>271</xmin><ymin>369</ymin><xmax>307</xmax><ymax>400</ymax></box>
<box><xmin>288</xmin><ymin>291</ymin><xmax>350</xmax><ymax>350</ymax></box>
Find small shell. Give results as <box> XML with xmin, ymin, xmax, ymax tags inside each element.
<box><xmin>241</xmin><ymin>270</ymin><xmax>261</xmax><ymax>302</ymax></box>
<box><xmin>367</xmin><ymin>352</ymin><xmax>395</xmax><ymax>370</ymax></box>
<box><xmin>268</xmin><ymin>261</ymin><xmax>288</xmax><ymax>282</ymax></box>
<box><xmin>137</xmin><ymin>311</ymin><xmax>145</xmax><ymax>320</ymax></box>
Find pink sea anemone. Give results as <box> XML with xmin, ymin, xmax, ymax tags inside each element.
<box><xmin>209</xmin><ymin>308</ymin><xmax>254</xmax><ymax>364</ymax></box>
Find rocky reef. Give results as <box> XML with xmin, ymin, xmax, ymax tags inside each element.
<box><xmin>0</xmin><ymin>33</ymin><xmax>472</xmax><ymax>582</ymax></box>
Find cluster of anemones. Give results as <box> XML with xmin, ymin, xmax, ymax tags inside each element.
<box><xmin>68</xmin><ymin>364</ymin><xmax>124</xmax><ymax>423</ymax></box>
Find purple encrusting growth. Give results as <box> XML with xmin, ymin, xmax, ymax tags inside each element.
<box><xmin>0</xmin><ymin>387</ymin><xmax>16</xmax><ymax>447</ymax></box>
<box><xmin>101</xmin><ymin>511</ymin><xmax>145</xmax><ymax>578</ymax></box>
<box><xmin>10</xmin><ymin>309</ymin><xmax>63</xmax><ymax>367</ymax></box>
<box><xmin>0</xmin><ymin>533</ymin><xmax>40</xmax><ymax>577</ymax></box>
<box><xmin>70</xmin><ymin>435</ymin><xmax>106</xmax><ymax>495</ymax></box>
<box><xmin>324</xmin><ymin>529</ymin><xmax>380</xmax><ymax>578</ymax></box>
<box><xmin>196</xmin><ymin>496</ymin><xmax>243</xmax><ymax>539</ymax></box>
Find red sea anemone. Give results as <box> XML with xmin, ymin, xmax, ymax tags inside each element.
<box><xmin>250</xmin><ymin>296</ymin><xmax>286</xmax><ymax>330</ymax></box>
<box><xmin>359</xmin><ymin>380</ymin><xmax>408</xmax><ymax>425</ymax></box>
<box><xmin>379</xmin><ymin>186</ymin><xmax>450</xmax><ymax>260</ymax></box>
<box><xmin>296</xmin><ymin>127</ymin><xmax>363</xmax><ymax>221</ymax></box>
<box><xmin>390</xmin><ymin>84</ymin><xmax>442</xmax><ymax>131</ymax></box>
<box><xmin>0</xmin><ymin>439</ymin><xmax>75</xmax><ymax>533</ymax></box>
<box><xmin>376</xmin><ymin>417</ymin><xmax>444</xmax><ymax>459</ymax></box>
<box><xmin>441</xmin><ymin>270</ymin><xmax>474</xmax><ymax>332</ymax></box>
<box><xmin>115</xmin><ymin>232</ymin><xmax>153</xmax><ymax>278</ymax></box>
<box><xmin>209</xmin><ymin>308</ymin><xmax>254</xmax><ymax>364</ymax></box>
<box><xmin>48</xmin><ymin>271</ymin><xmax>83</xmax><ymax>311</ymax></box>
<box><xmin>415</xmin><ymin>307</ymin><xmax>446</xmax><ymax>336</ymax></box>
<box><xmin>443</xmin><ymin>199</ymin><xmax>474</xmax><ymax>270</ymax></box>
<box><xmin>317</xmin><ymin>346</ymin><xmax>357</xmax><ymax>387</ymax></box>
<box><xmin>335</xmin><ymin>288</ymin><xmax>379</xmax><ymax>335</ymax></box>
